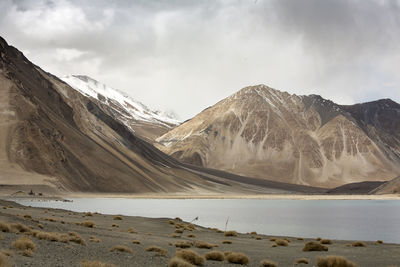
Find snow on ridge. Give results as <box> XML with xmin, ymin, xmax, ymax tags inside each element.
<box><xmin>60</xmin><ymin>75</ymin><xmax>180</xmax><ymax>126</ymax></box>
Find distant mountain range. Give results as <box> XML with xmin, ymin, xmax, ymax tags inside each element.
<box><xmin>0</xmin><ymin>35</ymin><xmax>399</xmax><ymax>194</ymax></box>
<box><xmin>156</xmin><ymin>85</ymin><xmax>400</xmax><ymax>189</ymax></box>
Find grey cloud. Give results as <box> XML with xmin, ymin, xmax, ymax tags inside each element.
<box><xmin>1</xmin><ymin>0</ymin><xmax>400</xmax><ymax>119</ymax></box>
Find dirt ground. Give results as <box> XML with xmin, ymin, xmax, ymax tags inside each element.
<box><xmin>0</xmin><ymin>199</ymin><xmax>399</xmax><ymax>267</ymax></box>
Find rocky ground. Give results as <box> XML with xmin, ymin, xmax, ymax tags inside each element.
<box><xmin>0</xmin><ymin>199</ymin><xmax>399</xmax><ymax>267</ymax></box>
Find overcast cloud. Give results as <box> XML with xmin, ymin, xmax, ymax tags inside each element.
<box><xmin>1</xmin><ymin>0</ymin><xmax>400</xmax><ymax>119</ymax></box>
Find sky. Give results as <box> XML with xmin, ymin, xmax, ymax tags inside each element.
<box><xmin>1</xmin><ymin>0</ymin><xmax>400</xmax><ymax>120</ymax></box>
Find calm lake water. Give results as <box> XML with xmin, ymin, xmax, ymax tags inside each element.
<box><xmin>15</xmin><ymin>198</ymin><xmax>400</xmax><ymax>243</ymax></box>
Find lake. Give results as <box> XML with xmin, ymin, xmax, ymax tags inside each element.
<box><xmin>15</xmin><ymin>198</ymin><xmax>400</xmax><ymax>243</ymax></box>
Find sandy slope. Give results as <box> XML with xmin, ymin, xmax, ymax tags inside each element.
<box><xmin>0</xmin><ymin>199</ymin><xmax>399</xmax><ymax>267</ymax></box>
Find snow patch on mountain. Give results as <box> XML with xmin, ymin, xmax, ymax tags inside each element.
<box><xmin>60</xmin><ymin>75</ymin><xmax>180</xmax><ymax>127</ymax></box>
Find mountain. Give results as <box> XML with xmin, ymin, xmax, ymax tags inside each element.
<box><xmin>156</xmin><ymin>85</ymin><xmax>400</xmax><ymax>188</ymax></box>
<box><xmin>0</xmin><ymin>36</ymin><xmax>327</xmax><ymax>195</ymax></box>
<box><xmin>60</xmin><ymin>75</ymin><xmax>179</xmax><ymax>143</ymax></box>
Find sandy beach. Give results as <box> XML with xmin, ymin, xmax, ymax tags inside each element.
<box><xmin>0</xmin><ymin>199</ymin><xmax>399</xmax><ymax>266</ymax></box>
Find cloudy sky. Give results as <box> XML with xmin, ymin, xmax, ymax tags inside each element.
<box><xmin>1</xmin><ymin>0</ymin><xmax>400</xmax><ymax>119</ymax></box>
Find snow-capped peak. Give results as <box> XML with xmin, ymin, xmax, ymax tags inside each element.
<box><xmin>60</xmin><ymin>75</ymin><xmax>180</xmax><ymax>126</ymax></box>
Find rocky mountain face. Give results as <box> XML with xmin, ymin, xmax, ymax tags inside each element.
<box><xmin>0</xmin><ymin>36</ymin><xmax>326</xmax><ymax>195</ymax></box>
<box><xmin>60</xmin><ymin>75</ymin><xmax>180</xmax><ymax>143</ymax></box>
<box><xmin>156</xmin><ymin>85</ymin><xmax>400</xmax><ymax>188</ymax></box>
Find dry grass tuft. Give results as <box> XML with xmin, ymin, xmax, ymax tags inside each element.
<box><xmin>351</xmin><ymin>241</ymin><xmax>366</xmax><ymax>247</ymax></box>
<box><xmin>175</xmin><ymin>229</ymin><xmax>184</xmax><ymax>234</ymax></box>
<box><xmin>204</xmin><ymin>251</ymin><xmax>224</xmax><ymax>261</ymax></box>
<box><xmin>271</xmin><ymin>244</ymin><xmax>278</xmax><ymax>248</ymax></box>
<box><xmin>80</xmin><ymin>260</ymin><xmax>116</xmax><ymax>267</ymax></box>
<box><xmin>84</xmin><ymin>212</ymin><xmax>93</xmax><ymax>217</ymax></box>
<box><xmin>316</xmin><ymin>237</ymin><xmax>322</xmax><ymax>241</ymax></box>
<box><xmin>12</xmin><ymin>236</ymin><xmax>35</xmax><ymax>256</ymax></box>
<box><xmin>37</xmin><ymin>224</ymin><xmax>43</xmax><ymax>229</ymax></box>
<box><xmin>250</xmin><ymin>231</ymin><xmax>257</xmax><ymax>235</ymax></box>
<box><xmin>132</xmin><ymin>240</ymin><xmax>141</xmax><ymax>244</ymax></box>
<box><xmin>113</xmin><ymin>216</ymin><xmax>123</xmax><ymax>220</ymax></box>
<box><xmin>44</xmin><ymin>218</ymin><xmax>57</xmax><ymax>222</ymax></box>
<box><xmin>226</xmin><ymin>252</ymin><xmax>250</xmax><ymax>265</ymax></box>
<box><xmin>260</xmin><ymin>259</ymin><xmax>278</xmax><ymax>267</ymax></box>
<box><xmin>175</xmin><ymin>217</ymin><xmax>183</xmax><ymax>221</ymax></box>
<box><xmin>275</xmin><ymin>239</ymin><xmax>289</xmax><ymax>246</ymax></box>
<box><xmin>0</xmin><ymin>251</ymin><xmax>11</xmax><ymax>267</ymax></box>
<box><xmin>127</xmin><ymin>227</ymin><xmax>137</xmax><ymax>233</ymax></box>
<box><xmin>256</xmin><ymin>236</ymin><xmax>262</xmax><ymax>240</ymax></box>
<box><xmin>321</xmin><ymin>239</ymin><xmax>333</xmax><ymax>245</ymax></box>
<box><xmin>187</xmin><ymin>234</ymin><xmax>196</xmax><ymax>238</ymax></box>
<box><xmin>175</xmin><ymin>249</ymin><xmax>205</xmax><ymax>266</ymax></box>
<box><xmin>269</xmin><ymin>237</ymin><xmax>276</xmax><ymax>242</ymax></box>
<box><xmin>0</xmin><ymin>222</ymin><xmax>10</xmax><ymax>233</ymax></box>
<box><xmin>145</xmin><ymin>246</ymin><xmax>167</xmax><ymax>256</ymax></box>
<box><xmin>111</xmin><ymin>224</ymin><xmax>119</xmax><ymax>228</ymax></box>
<box><xmin>376</xmin><ymin>240</ymin><xmax>383</xmax><ymax>244</ymax></box>
<box><xmin>171</xmin><ymin>234</ymin><xmax>181</xmax><ymax>238</ymax></box>
<box><xmin>224</xmin><ymin>230</ymin><xmax>238</xmax><ymax>237</ymax></box>
<box><xmin>109</xmin><ymin>245</ymin><xmax>132</xmax><ymax>253</ymax></box>
<box><xmin>168</xmin><ymin>220</ymin><xmax>175</xmax><ymax>225</ymax></box>
<box><xmin>297</xmin><ymin>237</ymin><xmax>304</xmax><ymax>241</ymax></box>
<box><xmin>303</xmin><ymin>242</ymin><xmax>328</xmax><ymax>252</ymax></box>
<box><xmin>295</xmin><ymin>258</ymin><xmax>309</xmax><ymax>264</ymax></box>
<box><xmin>194</xmin><ymin>241</ymin><xmax>215</xmax><ymax>249</ymax></box>
<box><xmin>10</xmin><ymin>223</ymin><xmax>31</xmax><ymax>233</ymax></box>
<box><xmin>23</xmin><ymin>214</ymin><xmax>32</xmax><ymax>219</ymax></box>
<box><xmin>80</xmin><ymin>221</ymin><xmax>95</xmax><ymax>228</ymax></box>
<box><xmin>175</xmin><ymin>241</ymin><xmax>193</xmax><ymax>248</ymax></box>
<box><xmin>168</xmin><ymin>257</ymin><xmax>195</xmax><ymax>267</ymax></box>
<box><xmin>317</xmin><ymin>255</ymin><xmax>357</xmax><ymax>267</ymax></box>
<box><xmin>89</xmin><ymin>236</ymin><xmax>100</xmax><ymax>243</ymax></box>
<box><xmin>222</xmin><ymin>240</ymin><xmax>232</xmax><ymax>244</ymax></box>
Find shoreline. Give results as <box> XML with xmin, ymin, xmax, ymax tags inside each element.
<box><xmin>56</xmin><ymin>193</ymin><xmax>400</xmax><ymax>200</ymax></box>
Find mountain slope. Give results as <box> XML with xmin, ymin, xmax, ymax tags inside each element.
<box><xmin>156</xmin><ymin>85</ymin><xmax>400</xmax><ymax>188</ymax></box>
<box><xmin>60</xmin><ymin>75</ymin><xmax>179</xmax><ymax>143</ymax></box>
<box><xmin>0</xmin><ymin>36</ymin><xmax>327</xmax><ymax>195</ymax></box>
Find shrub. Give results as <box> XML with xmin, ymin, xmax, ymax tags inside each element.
<box><xmin>168</xmin><ymin>257</ymin><xmax>195</xmax><ymax>267</ymax></box>
<box><xmin>111</xmin><ymin>224</ymin><xmax>119</xmax><ymax>228</ymax></box>
<box><xmin>316</xmin><ymin>237</ymin><xmax>322</xmax><ymax>241</ymax></box>
<box><xmin>194</xmin><ymin>241</ymin><xmax>214</xmax><ymax>249</ymax></box>
<box><xmin>84</xmin><ymin>212</ymin><xmax>93</xmax><ymax>217</ymax></box>
<box><xmin>23</xmin><ymin>214</ymin><xmax>32</xmax><ymax>219</ymax></box>
<box><xmin>376</xmin><ymin>240</ymin><xmax>383</xmax><ymax>244</ymax></box>
<box><xmin>175</xmin><ymin>229</ymin><xmax>184</xmax><ymax>234</ymax></box>
<box><xmin>226</xmin><ymin>252</ymin><xmax>250</xmax><ymax>265</ymax></box>
<box><xmin>256</xmin><ymin>236</ymin><xmax>262</xmax><ymax>240</ymax></box>
<box><xmin>321</xmin><ymin>239</ymin><xmax>332</xmax><ymax>245</ymax></box>
<box><xmin>297</xmin><ymin>237</ymin><xmax>304</xmax><ymax>240</ymax></box>
<box><xmin>146</xmin><ymin>246</ymin><xmax>167</xmax><ymax>256</ymax></box>
<box><xmin>80</xmin><ymin>260</ymin><xmax>116</xmax><ymax>267</ymax></box>
<box><xmin>132</xmin><ymin>240</ymin><xmax>141</xmax><ymax>244</ymax></box>
<box><xmin>204</xmin><ymin>251</ymin><xmax>224</xmax><ymax>261</ymax></box>
<box><xmin>275</xmin><ymin>239</ymin><xmax>289</xmax><ymax>246</ymax></box>
<box><xmin>175</xmin><ymin>249</ymin><xmax>205</xmax><ymax>266</ymax></box>
<box><xmin>303</xmin><ymin>242</ymin><xmax>328</xmax><ymax>252</ymax></box>
<box><xmin>81</xmin><ymin>221</ymin><xmax>95</xmax><ymax>228</ymax></box>
<box><xmin>109</xmin><ymin>245</ymin><xmax>132</xmax><ymax>253</ymax></box>
<box><xmin>271</xmin><ymin>244</ymin><xmax>277</xmax><ymax>247</ymax></box>
<box><xmin>224</xmin><ymin>230</ymin><xmax>238</xmax><ymax>237</ymax></box>
<box><xmin>168</xmin><ymin>220</ymin><xmax>175</xmax><ymax>225</ymax></box>
<box><xmin>187</xmin><ymin>234</ymin><xmax>196</xmax><ymax>238</ymax></box>
<box><xmin>269</xmin><ymin>238</ymin><xmax>276</xmax><ymax>242</ymax></box>
<box><xmin>12</xmin><ymin>236</ymin><xmax>35</xmax><ymax>253</ymax></box>
<box><xmin>250</xmin><ymin>231</ymin><xmax>257</xmax><ymax>235</ymax></box>
<box><xmin>260</xmin><ymin>259</ymin><xmax>278</xmax><ymax>267</ymax></box>
<box><xmin>222</xmin><ymin>240</ymin><xmax>232</xmax><ymax>244</ymax></box>
<box><xmin>295</xmin><ymin>258</ymin><xmax>309</xmax><ymax>264</ymax></box>
<box><xmin>351</xmin><ymin>241</ymin><xmax>366</xmax><ymax>247</ymax></box>
<box><xmin>175</xmin><ymin>241</ymin><xmax>193</xmax><ymax>248</ymax></box>
<box><xmin>113</xmin><ymin>216</ymin><xmax>123</xmax><ymax>220</ymax></box>
<box><xmin>317</xmin><ymin>255</ymin><xmax>357</xmax><ymax>267</ymax></box>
